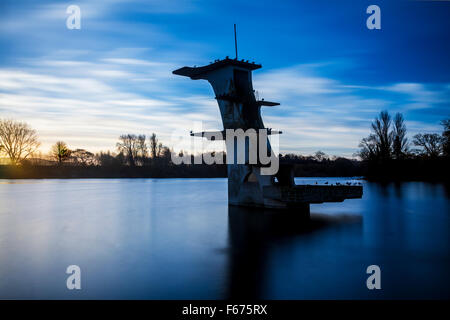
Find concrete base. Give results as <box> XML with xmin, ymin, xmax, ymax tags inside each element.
<box><xmin>263</xmin><ymin>184</ymin><xmax>363</xmax><ymax>204</ymax></box>
<box><xmin>227</xmin><ymin>162</ymin><xmax>363</xmax><ymax>210</ymax></box>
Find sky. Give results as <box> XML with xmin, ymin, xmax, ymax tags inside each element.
<box><xmin>0</xmin><ymin>0</ymin><xmax>449</xmax><ymax>157</ymax></box>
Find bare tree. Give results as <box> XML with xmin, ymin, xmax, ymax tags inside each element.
<box><xmin>371</xmin><ymin>110</ymin><xmax>393</xmax><ymax>161</ymax></box>
<box><xmin>161</xmin><ymin>146</ymin><xmax>172</xmax><ymax>160</ymax></box>
<box><xmin>413</xmin><ymin>133</ymin><xmax>443</xmax><ymax>158</ymax></box>
<box><xmin>71</xmin><ymin>149</ymin><xmax>95</xmax><ymax>166</ymax></box>
<box><xmin>157</xmin><ymin>142</ymin><xmax>163</xmax><ymax>158</ymax></box>
<box><xmin>116</xmin><ymin>134</ymin><xmax>148</xmax><ymax>166</ymax></box>
<box><xmin>149</xmin><ymin>133</ymin><xmax>159</xmax><ymax>158</ymax></box>
<box><xmin>392</xmin><ymin>113</ymin><xmax>409</xmax><ymax>159</ymax></box>
<box><xmin>52</xmin><ymin>141</ymin><xmax>71</xmax><ymax>164</ymax></box>
<box><xmin>136</xmin><ymin>135</ymin><xmax>148</xmax><ymax>165</ymax></box>
<box><xmin>117</xmin><ymin>134</ymin><xmax>138</xmax><ymax>166</ymax></box>
<box><xmin>441</xmin><ymin>119</ymin><xmax>450</xmax><ymax>157</ymax></box>
<box><xmin>0</xmin><ymin>119</ymin><xmax>40</xmax><ymax>165</ymax></box>
<box><xmin>96</xmin><ymin>151</ymin><xmax>123</xmax><ymax>166</ymax></box>
<box><xmin>314</xmin><ymin>150</ymin><xmax>328</xmax><ymax>162</ymax></box>
<box><xmin>357</xmin><ymin>134</ymin><xmax>378</xmax><ymax>161</ymax></box>
<box><xmin>358</xmin><ymin>111</ymin><xmax>404</xmax><ymax>161</ymax></box>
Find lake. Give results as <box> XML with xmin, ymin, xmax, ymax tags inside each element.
<box><xmin>0</xmin><ymin>178</ymin><xmax>449</xmax><ymax>299</ymax></box>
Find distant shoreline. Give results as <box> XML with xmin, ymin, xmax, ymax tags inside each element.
<box><xmin>0</xmin><ymin>160</ymin><xmax>448</xmax><ymax>182</ymax></box>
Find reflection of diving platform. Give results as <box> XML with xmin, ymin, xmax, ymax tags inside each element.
<box><xmin>173</xmin><ymin>56</ymin><xmax>362</xmax><ymax>213</ymax></box>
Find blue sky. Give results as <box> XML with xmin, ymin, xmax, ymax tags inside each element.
<box><xmin>0</xmin><ymin>0</ymin><xmax>449</xmax><ymax>157</ymax></box>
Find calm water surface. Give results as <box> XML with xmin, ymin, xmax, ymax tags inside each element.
<box><xmin>0</xmin><ymin>178</ymin><xmax>449</xmax><ymax>299</ymax></box>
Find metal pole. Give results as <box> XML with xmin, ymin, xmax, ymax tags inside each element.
<box><xmin>234</xmin><ymin>24</ymin><xmax>238</xmax><ymax>59</ymax></box>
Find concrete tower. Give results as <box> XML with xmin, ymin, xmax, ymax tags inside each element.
<box><xmin>173</xmin><ymin>57</ymin><xmax>362</xmax><ymax>213</ymax></box>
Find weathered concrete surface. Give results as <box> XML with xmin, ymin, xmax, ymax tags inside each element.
<box><xmin>263</xmin><ymin>185</ymin><xmax>363</xmax><ymax>204</ymax></box>
<box><xmin>173</xmin><ymin>57</ymin><xmax>363</xmax><ymax>211</ymax></box>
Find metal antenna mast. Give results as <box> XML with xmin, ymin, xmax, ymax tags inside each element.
<box><xmin>234</xmin><ymin>24</ymin><xmax>238</xmax><ymax>59</ymax></box>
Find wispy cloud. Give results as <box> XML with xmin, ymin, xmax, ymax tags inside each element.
<box><xmin>254</xmin><ymin>64</ymin><xmax>449</xmax><ymax>156</ymax></box>
<box><xmin>0</xmin><ymin>55</ymin><xmax>221</xmax><ymax>153</ymax></box>
<box><xmin>1</xmin><ymin>56</ymin><xmax>448</xmax><ymax>158</ymax></box>
<box><xmin>1</xmin><ymin>0</ymin><xmax>448</xmax><ymax>157</ymax></box>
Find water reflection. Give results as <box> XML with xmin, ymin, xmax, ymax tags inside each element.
<box><xmin>226</xmin><ymin>206</ymin><xmax>363</xmax><ymax>299</ymax></box>
<box><xmin>0</xmin><ymin>179</ymin><xmax>448</xmax><ymax>299</ymax></box>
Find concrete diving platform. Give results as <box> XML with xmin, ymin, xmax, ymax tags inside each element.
<box><xmin>173</xmin><ymin>53</ymin><xmax>364</xmax><ymax>212</ymax></box>
<box><xmin>263</xmin><ymin>185</ymin><xmax>363</xmax><ymax>204</ymax></box>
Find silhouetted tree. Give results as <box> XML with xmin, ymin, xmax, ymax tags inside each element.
<box><xmin>160</xmin><ymin>146</ymin><xmax>172</xmax><ymax>161</ymax></box>
<box><xmin>157</xmin><ymin>143</ymin><xmax>163</xmax><ymax>157</ymax></box>
<box><xmin>0</xmin><ymin>119</ymin><xmax>40</xmax><ymax>164</ymax></box>
<box><xmin>357</xmin><ymin>135</ymin><xmax>377</xmax><ymax>161</ymax></box>
<box><xmin>392</xmin><ymin>113</ymin><xmax>409</xmax><ymax>159</ymax></box>
<box><xmin>355</xmin><ymin>113</ymin><xmax>450</xmax><ymax>180</ymax></box>
<box><xmin>413</xmin><ymin>133</ymin><xmax>443</xmax><ymax>158</ymax></box>
<box><xmin>371</xmin><ymin>110</ymin><xmax>393</xmax><ymax>161</ymax></box>
<box><xmin>71</xmin><ymin>149</ymin><xmax>95</xmax><ymax>166</ymax></box>
<box><xmin>52</xmin><ymin>141</ymin><xmax>71</xmax><ymax>164</ymax></box>
<box><xmin>136</xmin><ymin>135</ymin><xmax>148</xmax><ymax>165</ymax></box>
<box><xmin>149</xmin><ymin>133</ymin><xmax>161</xmax><ymax>158</ymax></box>
<box><xmin>117</xmin><ymin>134</ymin><xmax>135</xmax><ymax>166</ymax></box>
<box><xmin>96</xmin><ymin>151</ymin><xmax>125</xmax><ymax>167</ymax></box>
<box><xmin>116</xmin><ymin>134</ymin><xmax>149</xmax><ymax>166</ymax></box>
<box><xmin>358</xmin><ymin>111</ymin><xmax>409</xmax><ymax>161</ymax></box>
<box><xmin>314</xmin><ymin>150</ymin><xmax>328</xmax><ymax>162</ymax></box>
<box><xmin>96</xmin><ymin>151</ymin><xmax>113</xmax><ymax>166</ymax></box>
<box><xmin>441</xmin><ymin>119</ymin><xmax>450</xmax><ymax>157</ymax></box>
<box><xmin>115</xmin><ymin>152</ymin><xmax>126</xmax><ymax>165</ymax></box>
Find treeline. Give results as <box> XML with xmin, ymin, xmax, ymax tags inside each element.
<box><xmin>281</xmin><ymin>153</ymin><xmax>363</xmax><ymax>177</ymax></box>
<box><xmin>0</xmin><ymin>118</ymin><xmax>361</xmax><ymax>178</ymax></box>
<box><xmin>0</xmin><ymin>126</ymin><xmax>226</xmax><ymax>178</ymax></box>
<box><xmin>356</xmin><ymin>111</ymin><xmax>449</xmax><ymax>181</ymax></box>
<box><xmin>1</xmin><ymin>116</ymin><xmax>449</xmax><ymax>181</ymax></box>
<box><xmin>0</xmin><ymin>155</ymin><xmax>360</xmax><ymax>179</ymax></box>
<box><xmin>0</xmin><ymin>162</ymin><xmax>227</xmax><ymax>179</ymax></box>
